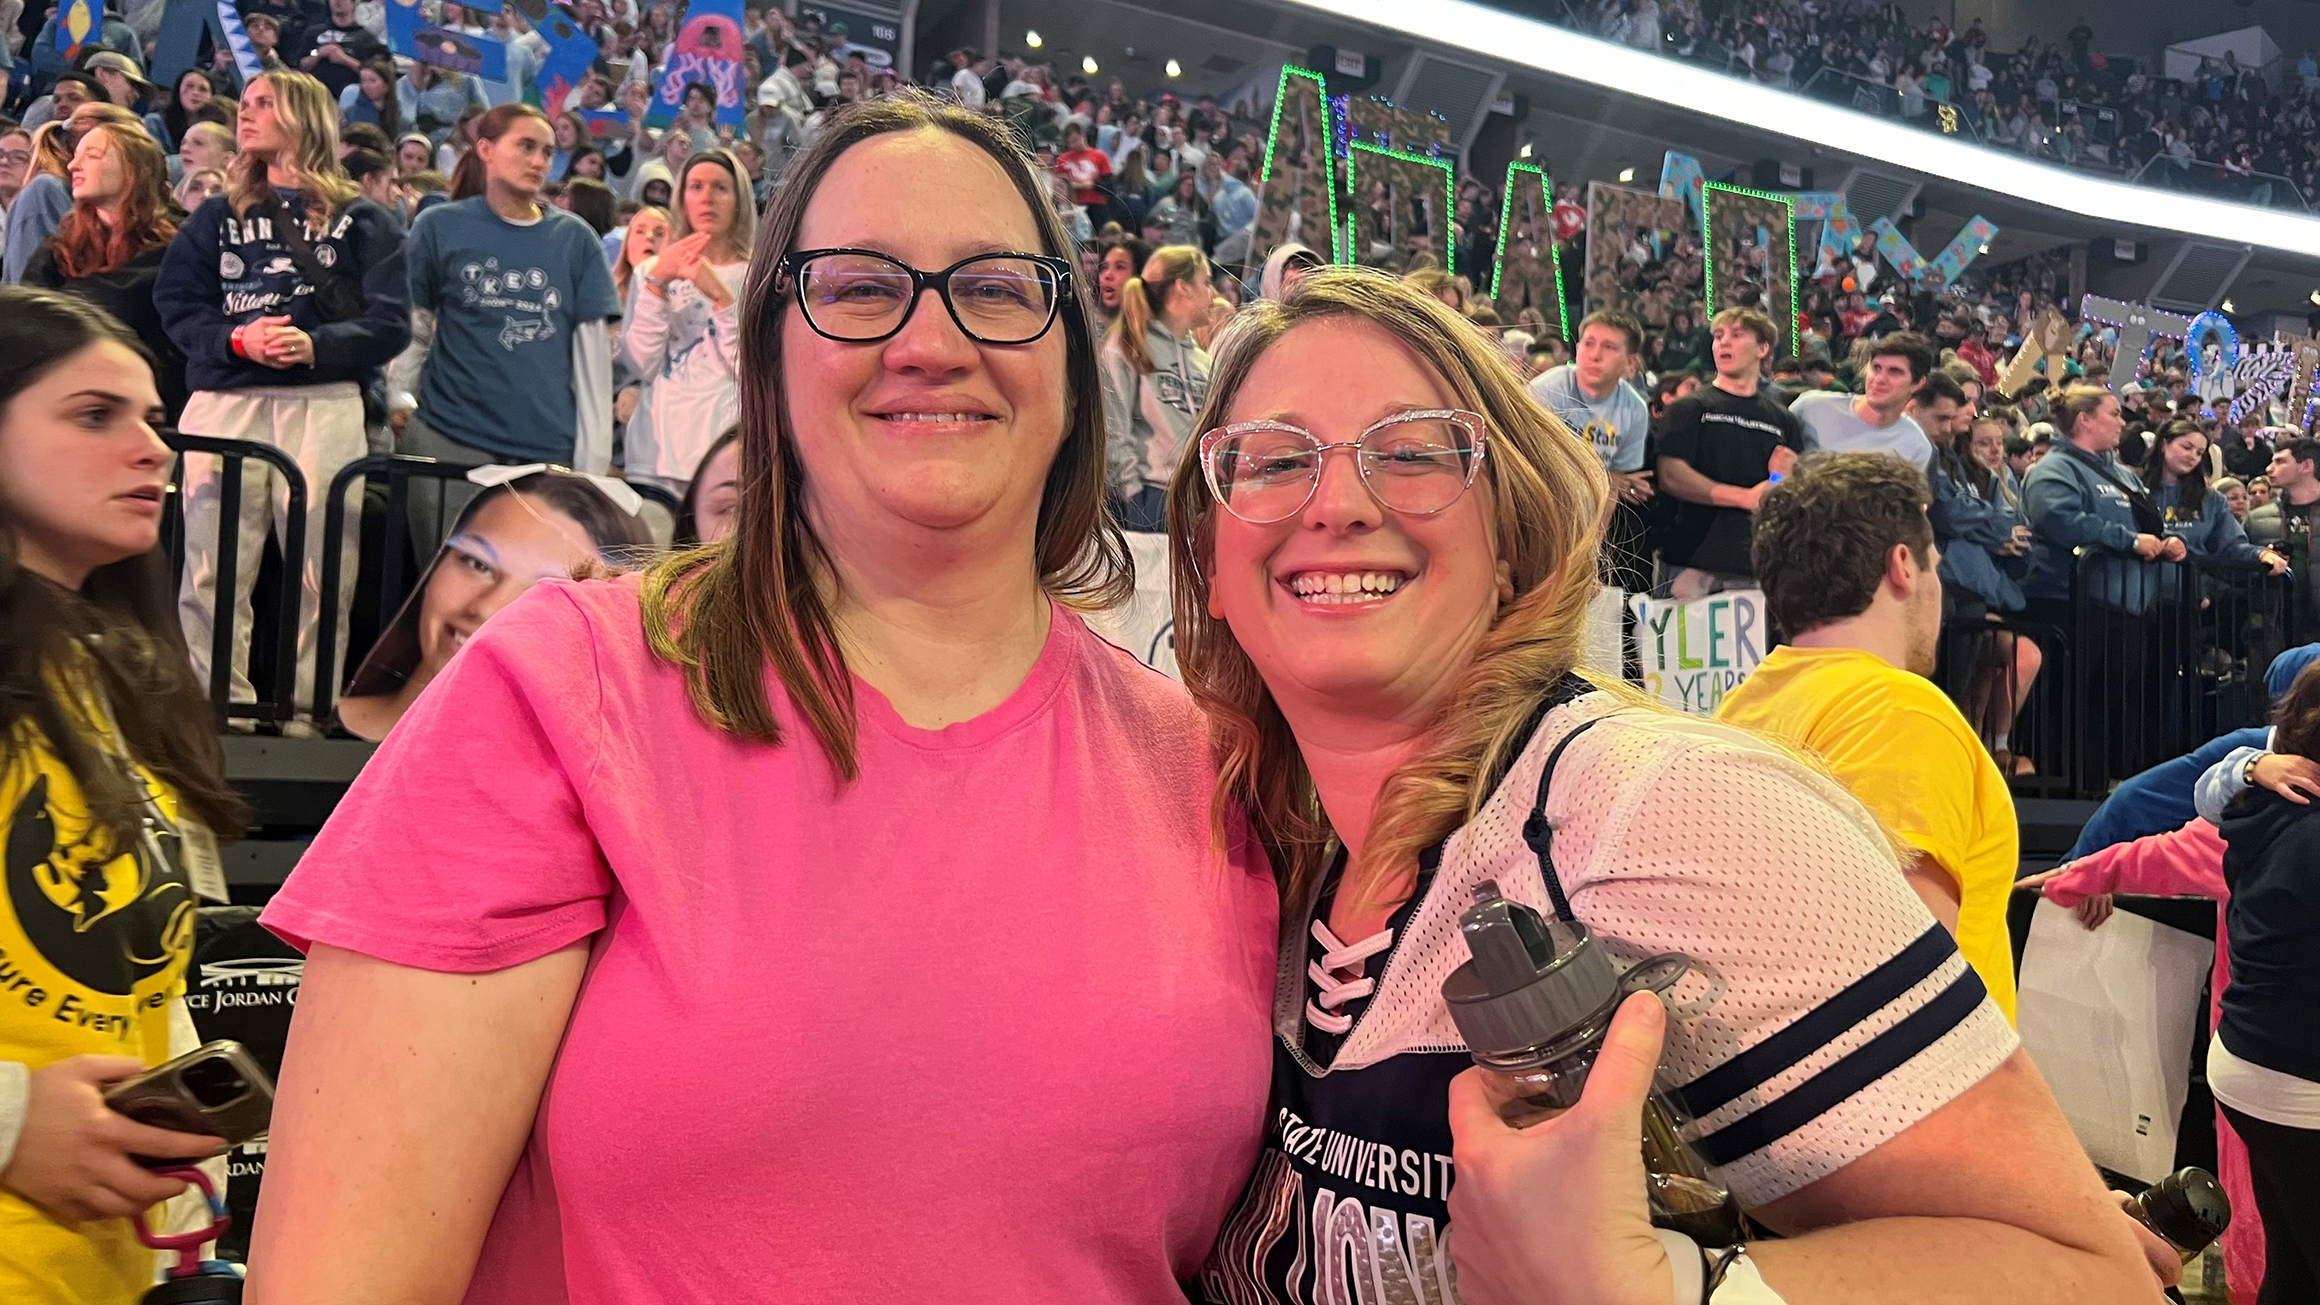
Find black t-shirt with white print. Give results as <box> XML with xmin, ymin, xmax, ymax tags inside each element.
<box><xmin>1654</xmin><ymin>384</ymin><xmax>1806</xmax><ymax>577</ymax></box>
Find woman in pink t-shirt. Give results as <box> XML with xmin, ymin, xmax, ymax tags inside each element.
<box><xmin>248</xmin><ymin>92</ymin><xmax>1278</xmax><ymax>1304</ymax></box>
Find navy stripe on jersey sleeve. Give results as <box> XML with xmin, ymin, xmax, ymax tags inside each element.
<box><xmin>1692</xmin><ymin>965</ymin><xmax>1990</xmax><ymax>1168</ymax></box>
<box><xmin>1678</xmin><ymin>925</ymin><xmax>1955</xmax><ymax>1117</ymax></box>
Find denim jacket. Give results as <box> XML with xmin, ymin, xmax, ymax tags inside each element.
<box><xmin>1931</xmin><ymin>452</ymin><xmax>2027</xmax><ymax>611</ymax></box>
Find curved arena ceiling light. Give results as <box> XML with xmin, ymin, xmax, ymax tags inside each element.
<box><xmin>1283</xmin><ymin>0</ymin><xmax>2320</xmax><ymax>255</ymax></box>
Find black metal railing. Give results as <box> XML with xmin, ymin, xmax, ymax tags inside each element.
<box><xmin>1944</xmin><ymin>551</ymin><xmax>2294</xmax><ymax>798</ymax></box>
<box><xmin>164</xmin><ymin>434</ymin><xmax>311</xmax><ymax>731</ymax></box>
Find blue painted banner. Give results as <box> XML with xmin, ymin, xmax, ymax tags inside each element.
<box><xmin>1921</xmin><ymin>215</ymin><xmax>1999</xmax><ymax>289</ymax></box>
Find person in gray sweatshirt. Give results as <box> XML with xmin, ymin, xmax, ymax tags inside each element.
<box><xmin>1099</xmin><ymin>243</ymin><xmax>1213</xmax><ymax>531</ymax></box>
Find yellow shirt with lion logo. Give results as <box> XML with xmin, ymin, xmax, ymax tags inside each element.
<box><xmin>1</xmin><ymin>707</ymin><xmax>195</xmax><ymax>1305</ymax></box>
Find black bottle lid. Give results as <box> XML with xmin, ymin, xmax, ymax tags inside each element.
<box><xmin>2141</xmin><ymin>1167</ymin><xmax>2232</xmax><ymax>1255</ymax></box>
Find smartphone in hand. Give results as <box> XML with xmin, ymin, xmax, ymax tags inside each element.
<box><xmin>103</xmin><ymin>1041</ymin><xmax>275</xmax><ymax>1163</ymax></box>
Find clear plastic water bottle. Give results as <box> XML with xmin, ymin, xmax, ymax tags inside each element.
<box><xmin>1443</xmin><ymin>881</ymin><xmax>1748</xmax><ymax>1245</ymax></box>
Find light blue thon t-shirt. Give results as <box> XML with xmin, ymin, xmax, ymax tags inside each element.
<box><xmin>1529</xmin><ymin>364</ymin><xmax>1650</xmax><ymax>473</ymax></box>
<box><xmin>407</xmin><ymin>196</ymin><xmax>623</xmax><ymax>462</ymax></box>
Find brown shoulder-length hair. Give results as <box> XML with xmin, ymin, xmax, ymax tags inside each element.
<box><xmin>0</xmin><ymin>289</ymin><xmax>244</xmax><ymax>845</ymax></box>
<box><xmin>1164</xmin><ymin>268</ymin><xmax>1613</xmax><ymax>906</ymax></box>
<box><xmin>636</xmin><ymin>89</ymin><xmax>1130</xmax><ymax>779</ymax></box>
<box><xmin>52</xmin><ymin>123</ymin><xmax>179</xmax><ymax>279</ymax></box>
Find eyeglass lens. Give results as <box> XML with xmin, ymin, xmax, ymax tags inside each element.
<box><xmin>794</xmin><ymin>252</ymin><xmax>1057</xmax><ymax>343</ymax></box>
<box><xmin>1208</xmin><ymin>416</ymin><xmax>1479</xmax><ymax>522</ymax></box>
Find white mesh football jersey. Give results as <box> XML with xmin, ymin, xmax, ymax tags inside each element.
<box><xmin>1302</xmin><ymin>689</ymin><xmax>2019</xmax><ymax>1206</ymax></box>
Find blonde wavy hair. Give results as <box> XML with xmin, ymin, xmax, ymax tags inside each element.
<box><xmin>1164</xmin><ymin>268</ymin><xmax>1617</xmax><ymax>907</ymax></box>
<box><xmin>228</xmin><ymin>70</ymin><xmax>358</xmax><ymax>228</ymax></box>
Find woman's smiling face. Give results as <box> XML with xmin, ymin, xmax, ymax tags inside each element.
<box><xmin>1202</xmin><ymin>316</ymin><xmax>1506</xmax><ymax>726</ymax></box>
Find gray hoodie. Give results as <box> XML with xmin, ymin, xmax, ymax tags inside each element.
<box><xmin>1100</xmin><ymin>320</ymin><xmax>1210</xmax><ymax>497</ymax></box>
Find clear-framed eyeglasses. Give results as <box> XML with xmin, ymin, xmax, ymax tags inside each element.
<box><xmin>774</xmin><ymin>247</ymin><xmax>1073</xmax><ymax>345</ymax></box>
<box><xmin>1198</xmin><ymin>409</ymin><xmax>1490</xmax><ymax>525</ymax></box>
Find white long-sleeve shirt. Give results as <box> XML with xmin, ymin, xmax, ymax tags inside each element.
<box><xmin>619</xmin><ymin>258</ymin><xmax>746</xmax><ymax>486</ymax></box>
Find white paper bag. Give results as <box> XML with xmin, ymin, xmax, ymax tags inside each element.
<box><xmin>2017</xmin><ymin>898</ymin><xmax>2214</xmax><ymax>1184</ymax></box>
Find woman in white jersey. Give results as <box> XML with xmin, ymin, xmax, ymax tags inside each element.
<box><xmin>1171</xmin><ymin>269</ymin><xmax>2172</xmax><ymax>1305</ymax></box>
<box><xmin>619</xmin><ymin>147</ymin><xmax>754</xmax><ymax>497</ymax></box>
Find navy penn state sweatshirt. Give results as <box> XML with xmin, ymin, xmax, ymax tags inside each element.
<box><xmin>156</xmin><ymin>188</ymin><xmax>411</xmax><ymax>395</ymax></box>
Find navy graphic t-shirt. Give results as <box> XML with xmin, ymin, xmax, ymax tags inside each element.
<box><xmin>1199</xmin><ymin>854</ymin><xmax>1471</xmax><ymax>1305</ymax></box>
<box><xmin>407</xmin><ymin>197</ymin><xmax>622</xmax><ymax>462</ymax></box>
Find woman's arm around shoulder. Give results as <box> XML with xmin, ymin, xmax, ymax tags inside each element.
<box><xmin>1526</xmin><ymin>720</ymin><xmax>2163</xmax><ymax>1304</ymax></box>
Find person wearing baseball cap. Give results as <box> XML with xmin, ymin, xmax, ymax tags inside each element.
<box><xmin>82</xmin><ymin>51</ymin><xmax>155</xmax><ymax>109</ymax></box>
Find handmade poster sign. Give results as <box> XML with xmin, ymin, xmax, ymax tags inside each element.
<box><xmin>2081</xmin><ymin>296</ymin><xmax>2193</xmax><ymax>399</ymax></box>
<box><xmin>1347</xmin><ymin>141</ymin><xmax>1454</xmax><ymax>266</ymax></box>
<box><xmin>2185</xmin><ymin>311</ymin><xmax>2241</xmax><ymax>418</ymax></box>
<box><xmin>1627</xmin><ymin>589</ymin><xmax>1769</xmax><ymax>715</ymax></box>
<box><xmin>385</xmin><ymin>0</ymin><xmax>508</xmax><ymax>79</ymax></box>
<box><xmin>648</xmin><ymin>0</ymin><xmax>747</xmax><ymax>128</ymax></box>
<box><xmin>1490</xmin><ymin>160</ymin><xmax>1566</xmax><ymax>338</ymax></box>
<box><xmin>1999</xmin><ymin>307</ymin><xmax>2074</xmax><ymax>397</ymax></box>
<box><xmin>153</xmin><ymin>0</ymin><xmax>265</xmax><ymax>85</ymax></box>
<box><xmin>1702</xmin><ymin>182</ymin><xmax>1796</xmax><ymax>354</ymax></box>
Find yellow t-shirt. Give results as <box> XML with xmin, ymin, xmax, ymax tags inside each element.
<box><xmin>1717</xmin><ymin>645</ymin><xmax>2019</xmax><ymax>1023</ymax></box>
<box><xmin>1</xmin><ymin>706</ymin><xmax>195</xmax><ymax>1305</ymax></box>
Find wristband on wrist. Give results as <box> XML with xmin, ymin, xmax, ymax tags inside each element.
<box><xmin>230</xmin><ymin>324</ymin><xmax>248</xmax><ymax>359</ymax></box>
<box><xmin>1703</xmin><ymin>1245</ymin><xmax>1788</xmax><ymax>1303</ymax></box>
<box><xmin>2244</xmin><ymin>752</ymin><xmax>2265</xmax><ymax>786</ymax></box>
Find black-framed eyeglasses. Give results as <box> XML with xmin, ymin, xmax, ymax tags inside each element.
<box><xmin>775</xmin><ymin>248</ymin><xmax>1074</xmax><ymax>345</ymax></box>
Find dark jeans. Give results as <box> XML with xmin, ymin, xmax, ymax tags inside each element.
<box><xmin>2221</xmin><ymin>1103</ymin><xmax>2320</xmax><ymax>1305</ymax></box>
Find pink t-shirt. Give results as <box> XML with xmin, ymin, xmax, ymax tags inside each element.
<box><xmin>261</xmin><ymin>577</ymin><xmax>1278</xmax><ymax>1303</ymax></box>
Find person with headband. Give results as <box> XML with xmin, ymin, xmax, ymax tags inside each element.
<box><xmin>620</xmin><ymin>148</ymin><xmax>754</xmax><ymax>497</ymax></box>
<box><xmin>386</xmin><ymin>102</ymin><xmax>622</xmax><ymax>550</ymax></box>
<box><xmin>1168</xmin><ymin>270</ymin><xmax>2176</xmax><ymax>1305</ymax></box>
<box><xmin>1100</xmin><ymin>243</ymin><xmax>1213</xmax><ymax>532</ymax></box>
<box><xmin>248</xmin><ymin>91</ymin><xmax>1274</xmax><ymax>1302</ymax></box>
<box><xmin>155</xmin><ymin>70</ymin><xmax>409</xmax><ymax>730</ymax></box>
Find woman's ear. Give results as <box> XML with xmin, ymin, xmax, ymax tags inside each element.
<box><xmin>1496</xmin><ymin>557</ymin><xmax>1515</xmax><ymax>606</ymax></box>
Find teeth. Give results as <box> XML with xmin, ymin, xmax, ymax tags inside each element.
<box><xmin>880</xmin><ymin>412</ymin><xmax>989</xmax><ymax>422</ymax></box>
<box><xmin>1286</xmin><ymin>571</ymin><xmax>1405</xmax><ymax>600</ymax></box>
